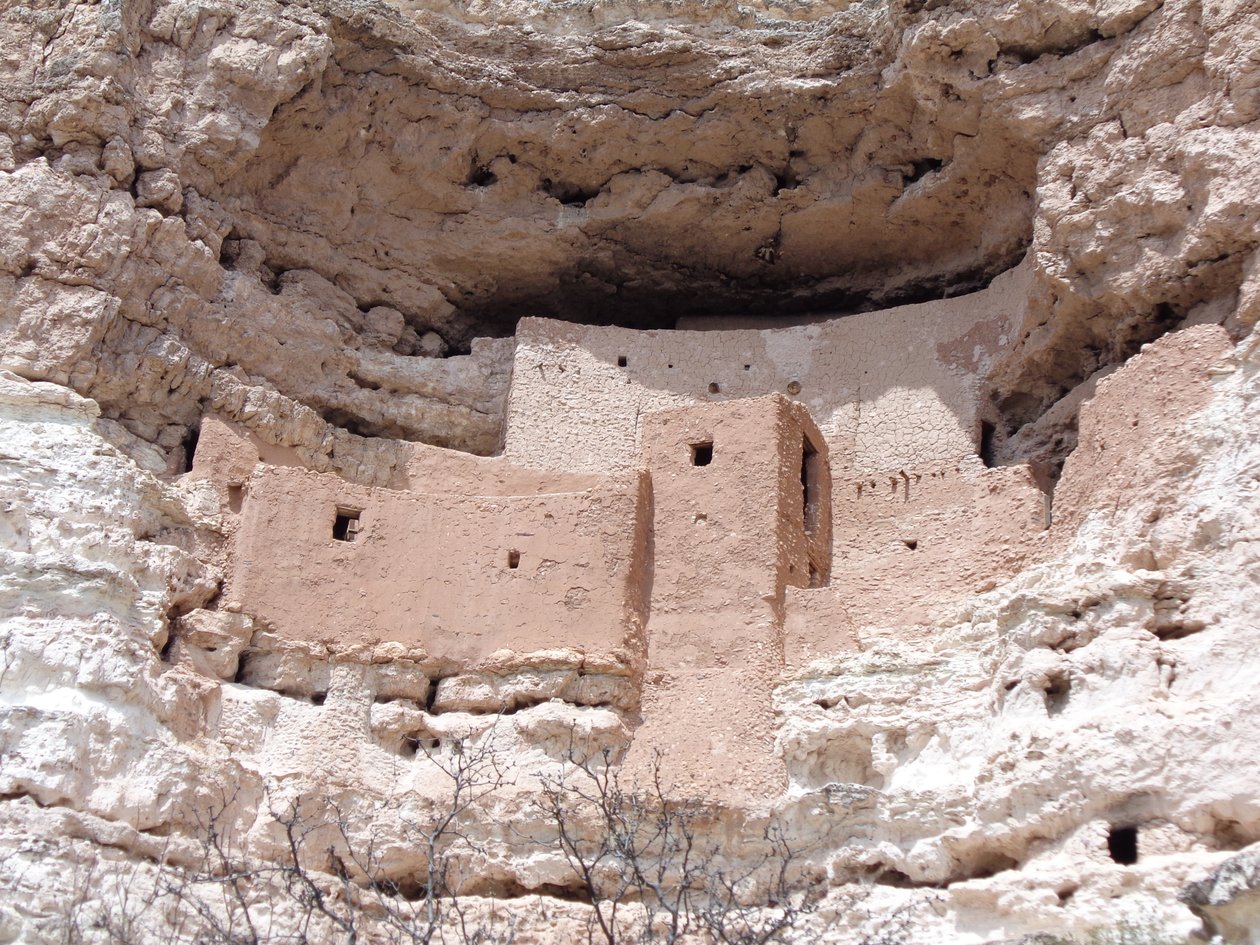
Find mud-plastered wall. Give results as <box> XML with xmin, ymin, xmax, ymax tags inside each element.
<box><xmin>224</xmin><ymin>465</ymin><xmax>649</xmax><ymax>668</ymax></box>
<box><xmin>504</xmin><ymin>261</ymin><xmax>1033</xmax><ymax>477</ymax></box>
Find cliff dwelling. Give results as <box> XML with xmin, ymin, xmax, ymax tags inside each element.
<box><xmin>2</xmin><ymin>0</ymin><xmax>1260</xmax><ymax>942</ymax></box>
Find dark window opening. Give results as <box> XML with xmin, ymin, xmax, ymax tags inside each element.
<box><xmin>333</xmin><ymin>508</ymin><xmax>361</xmax><ymax>542</ymax></box>
<box><xmin>690</xmin><ymin>442</ymin><xmax>713</xmax><ymax>467</ymax></box>
<box><xmin>617</xmin><ymin>355</ymin><xmax>628</xmax><ymax>367</ymax></box>
<box><xmin>508</xmin><ymin>549</ymin><xmax>521</xmax><ymax>569</ymax></box>
<box><xmin>708</xmin><ymin>381</ymin><xmax>720</xmax><ymax>394</ymax></box>
<box><xmin>980</xmin><ymin>421</ymin><xmax>998</xmax><ymax>468</ymax></box>
<box><xmin>744</xmin><ymin>364</ymin><xmax>751</xmax><ymax>371</ymax></box>
<box><xmin>1107</xmin><ymin>825</ymin><xmax>1138</xmax><ymax>865</ymax></box>
<box><xmin>801</xmin><ymin>437</ymin><xmax>822</xmax><ymax>533</ymax></box>
<box><xmin>181</xmin><ymin>424</ymin><xmax>201</xmax><ymax>473</ymax></box>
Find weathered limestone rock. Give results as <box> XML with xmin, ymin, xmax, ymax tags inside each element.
<box><xmin>1181</xmin><ymin>843</ymin><xmax>1260</xmax><ymax>945</ymax></box>
<box><xmin>2</xmin><ymin>0</ymin><xmax>1260</xmax><ymax>941</ymax></box>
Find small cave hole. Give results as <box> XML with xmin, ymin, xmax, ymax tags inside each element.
<box><xmin>310</xmin><ymin>692</ymin><xmax>327</xmax><ymax>707</ymax></box>
<box><xmin>508</xmin><ymin>549</ymin><xmax>521</xmax><ymax>569</ymax></box>
<box><xmin>1107</xmin><ymin>825</ymin><xmax>1139</xmax><ymax>865</ymax></box>
<box><xmin>872</xmin><ymin>868</ymin><xmax>919</xmax><ymax>888</ymax></box>
<box><xmin>690</xmin><ymin>442</ymin><xmax>713</xmax><ymax>467</ymax></box>
<box><xmin>333</xmin><ymin>507</ymin><xmax>361</xmax><ymax>542</ymax></box>
<box><xmin>617</xmin><ymin>355</ymin><xmax>627</xmax><ymax>367</ymax></box>
<box><xmin>1056</xmin><ymin>884</ymin><xmax>1078</xmax><ymax>904</ymax></box>
<box><xmin>424</xmin><ymin>680</ymin><xmax>443</xmax><ymax>713</ymax></box>
<box><xmin>181</xmin><ymin>424</ymin><xmax>201</xmax><ymax>473</ymax></box>
<box><xmin>373</xmin><ymin>875</ymin><xmax>429</xmax><ymax>901</ymax></box>
<box><xmin>708</xmin><ymin>381</ymin><xmax>721</xmax><ymax>394</ymax></box>
<box><xmin>903</xmin><ymin>539</ymin><xmax>919</xmax><ymax>551</ymax></box>
<box><xmin>903</xmin><ymin>158</ymin><xmax>944</xmax><ymax>185</ymax></box>
<box><xmin>979</xmin><ymin>421</ymin><xmax>998</xmax><ymax>468</ymax></box>
<box><xmin>1044</xmin><ymin>673</ymin><xmax>1070</xmax><ymax>715</ymax></box>
<box><xmin>966</xmin><ymin>852</ymin><xmax>1020</xmax><ymax>880</ymax></box>
<box><xmin>467</xmin><ymin>164</ymin><xmax>497</xmax><ymax>187</ymax></box>
<box><xmin>402</xmin><ymin>734</ymin><xmax>439</xmax><ymax>757</ymax></box>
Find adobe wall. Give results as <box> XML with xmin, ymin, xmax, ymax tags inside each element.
<box><xmin>503</xmin><ymin>260</ymin><xmax>1032</xmax><ymax>477</ymax></box>
<box><xmin>204</xmin><ymin>421</ymin><xmax>650</xmax><ymax>672</ymax></box>
<box><xmin>625</xmin><ymin>395</ymin><xmax>832</xmax><ymax>803</ymax></box>
<box><xmin>639</xmin><ymin>394</ymin><xmax>832</xmax><ymax>664</ymax></box>
<box><xmin>505</xmin><ymin>262</ymin><xmax>1049</xmax><ymax>633</ymax></box>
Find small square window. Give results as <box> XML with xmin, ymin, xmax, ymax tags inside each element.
<box><xmin>333</xmin><ymin>507</ymin><xmax>361</xmax><ymax>542</ymax></box>
<box><xmin>617</xmin><ymin>355</ymin><xmax>628</xmax><ymax>367</ymax></box>
<box><xmin>690</xmin><ymin>442</ymin><xmax>713</xmax><ymax>467</ymax></box>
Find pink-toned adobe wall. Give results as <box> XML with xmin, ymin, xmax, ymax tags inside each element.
<box><xmin>639</xmin><ymin>394</ymin><xmax>832</xmax><ymax>667</ymax></box>
<box><xmin>625</xmin><ymin>395</ymin><xmax>833</xmax><ymax>802</ymax></box>
<box><xmin>503</xmin><ymin>260</ymin><xmax>1032</xmax><ymax>478</ymax></box>
<box><xmin>201</xmin><ymin>418</ymin><xmax>651</xmax><ymax>670</ymax></box>
<box><xmin>502</xmin><ymin>263</ymin><xmax>1048</xmax><ymax>635</ymax></box>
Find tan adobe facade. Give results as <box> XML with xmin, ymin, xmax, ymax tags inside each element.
<box><xmin>198</xmin><ymin>270</ymin><xmax>1052</xmax><ymax>800</ymax></box>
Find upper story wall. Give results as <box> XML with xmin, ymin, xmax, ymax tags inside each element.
<box><xmin>504</xmin><ymin>260</ymin><xmax>1031</xmax><ymax>477</ymax></box>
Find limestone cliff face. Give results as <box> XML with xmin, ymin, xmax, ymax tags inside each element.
<box><xmin>2</xmin><ymin>0</ymin><xmax>1260</xmax><ymax>942</ymax></box>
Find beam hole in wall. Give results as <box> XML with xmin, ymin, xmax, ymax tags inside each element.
<box><xmin>690</xmin><ymin>442</ymin><xmax>714</xmax><ymax>467</ymax></box>
<box><xmin>1107</xmin><ymin>825</ymin><xmax>1139</xmax><ymax>865</ymax></box>
<box><xmin>744</xmin><ymin>364</ymin><xmax>751</xmax><ymax>371</ymax></box>
<box><xmin>508</xmin><ymin>549</ymin><xmax>521</xmax><ymax>569</ymax></box>
<box><xmin>617</xmin><ymin>355</ymin><xmax>627</xmax><ymax>367</ymax></box>
<box><xmin>786</xmin><ymin>380</ymin><xmax>802</xmax><ymax>396</ymax></box>
<box><xmin>708</xmin><ymin>382</ymin><xmax>720</xmax><ymax>394</ymax></box>
<box><xmin>333</xmin><ymin>507</ymin><xmax>362</xmax><ymax>542</ymax></box>
<box><xmin>902</xmin><ymin>539</ymin><xmax>919</xmax><ymax>551</ymax></box>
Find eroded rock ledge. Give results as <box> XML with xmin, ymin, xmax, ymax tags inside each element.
<box><xmin>2</xmin><ymin>0</ymin><xmax>1260</xmax><ymax>942</ymax></box>
<box><xmin>2</xmin><ymin>0</ymin><xmax>1257</xmax><ymax>456</ymax></box>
